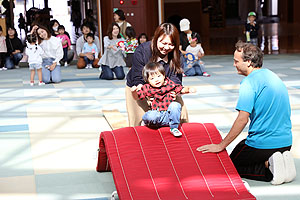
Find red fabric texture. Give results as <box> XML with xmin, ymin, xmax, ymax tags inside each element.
<box><xmin>96</xmin><ymin>123</ymin><xmax>256</xmax><ymax>200</ymax></box>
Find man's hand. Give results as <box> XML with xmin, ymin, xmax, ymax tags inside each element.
<box><xmin>196</xmin><ymin>144</ymin><xmax>225</xmax><ymax>153</ymax></box>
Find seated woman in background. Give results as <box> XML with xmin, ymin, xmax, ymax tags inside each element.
<box><xmin>5</xmin><ymin>27</ymin><xmax>24</xmax><ymax>69</ymax></box>
<box><xmin>137</xmin><ymin>33</ymin><xmax>148</xmax><ymax>45</ymax></box>
<box><xmin>98</xmin><ymin>22</ymin><xmax>126</xmax><ymax>80</ymax></box>
<box><xmin>50</xmin><ymin>19</ymin><xmax>74</xmax><ymax>65</ymax></box>
<box><xmin>32</xmin><ymin>25</ymin><xmax>63</xmax><ymax>83</ymax></box>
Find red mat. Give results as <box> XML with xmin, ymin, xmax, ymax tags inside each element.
<box><xmin>97</xmin><ymin>123</ymin><xmax>256</xmax><ymax>200</ymax></box>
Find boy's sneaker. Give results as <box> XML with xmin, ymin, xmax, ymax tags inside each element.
<box><xmin>269</xmin><ymin>152</ymin><xmax>285</xmax><ymax>185</ymax></box>
<box><xmin>203</xmin><ymin>72</ymin><xmax>211</xmax><ymax>77</ymax></box>
<box><xmin>64</xmin><ymin>62</ymin><xmax>68</xmax><ymax>67</ymax></box>
<box><xmin>283</xmin><ymin>151</ymin><xmax>296</xmax><ymax>183</ymax></box>
<box><xmin>0</xmin><ymin>67</ymin><xmax>7</xmax><ymax>70</ymax></box>
<box><xmin>38</xmin><ymin>82</ymin><xmax>45</xmax><ymax>86</ymax></box>
<box><xmin>15</xmin><ymin>65</ymin><xmax>20</xmax><ymax>69</ymax></box>
<box><xmin>170</xmin><ymin>128</ymin><xmax>182</xmax><ymax>137</ymax></box>
<box><xmin>30</xmin><ymin>82</ymin><xmax>34</xmax><ymax>86</ymax></box>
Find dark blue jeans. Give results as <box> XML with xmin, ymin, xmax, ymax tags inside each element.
<box><xmin>5</xmin><ymin>53</ymin><xmax>23</xmax><ymax>69</ymax></box>
<box><xmin>63</xmin><ymin>47</ymin><xmax>68</xmax><ymax>62</ymax></box>
<box><xmin>83</xmin><ymin>56</ymin><xmax>94</xmax><ymax>65</ymax></box>
<box><xmin>99</xmin><ymin>65</ymin><xmax>125</xmax><ymax>80</ymax></box>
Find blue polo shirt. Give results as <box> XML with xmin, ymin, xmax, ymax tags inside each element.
<box><xmin>236</xmin><ymin>69</ymin><xmax>292</xmax><ymax>149</ymax></box>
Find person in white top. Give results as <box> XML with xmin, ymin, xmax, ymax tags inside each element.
<box><xmin>184</xmin><ymin>37</ymin><xmax>210</xmax><ymax>77</ymax></box>
<box><xmin>113</xmin><ymin>9</ymin><xmax>131</xmax><ymax>39</ymax></box>
<box><xmin>33</xmin><ymin>25</ymin><xmax>63</xmax><ymax>83</ymax></box>
<box><xmin>25</xmin><ymin>33</ymin><xmax>45</xmax><ymax>86</ymax></box>
<box><xmin>75</xmin><ymin>23</ymin><xmax>100</xmax><ymax>69</ymax></box>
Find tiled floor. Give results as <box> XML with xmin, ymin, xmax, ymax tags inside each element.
<box><xmin>0</xmin><ymin>54</ymin><xmax>300</xmax><ymax>200</ymax></box>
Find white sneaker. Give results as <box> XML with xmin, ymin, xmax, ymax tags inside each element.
<box><xmin>283</xmin><ymin>151</ymin><xmax>296</xmax><ymax>183</ymax></box>
<box><xmin>170</xmin><ymin>128</ymin><xmax>182</xmax><ymax>137</ymax></box>
<box><xmin>30</xmin><ymin>82</ymin><xmax>34</xmax><ymax>86</ymax></box>
<box><xmin>269</xmin><ymin>152</ymin><xmax>285</xmax><ymax>185</ymax></box>
<box><xmin>111</xmin><ymin>191</ymin><xmax>118</xmax><ymax>200</ymax></box>
<box><xmin>64</xmin><ymin>62</ymin><xmax>68</xmax><ymax>67</ymax></box>
<box><xmin>1</xmin><ymin>67</ymin><xmax>7</xmax><ymax>70</ymax></box>
<box><xmin>242</xmin><ymin>180</ymin><xmax>251</xmax><ymax>192</ymax></box>
<box><xmin>15</xmin><ymin>65</ymin><xmax>20</xmax><ymax>69</ymax></box>
<box><xmin>85</xmin><ymin>64</ymin><xmax>92</xmax><ymax>69</ymax></box>
<box><xmin>38</xmin><ymin>82</ymin><xmax>45</xmax><ymax>86</ymax></box>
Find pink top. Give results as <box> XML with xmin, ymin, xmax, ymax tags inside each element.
<box><xmin>0</xmin><ymin>36</ymin><xmax>7</xmax><ymax>52</ymax></box>
<box><xmin>56</xmin><ymin>34</ymin><xmax>71</xmax><ymax>48</ymax></box>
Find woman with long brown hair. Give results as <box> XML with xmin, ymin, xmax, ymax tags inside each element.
<box><xmin>126</xmin><ymin>23</ymin><xmax>188</xmax><ymax>127</ymax></box>
<box><xmin>33</xmin><ymin>25</ymin><xmax>63</xmax><ymax>83</ymax></box>
<box><xmin>98</xmin><ymin>22</ymin><xmax>126</xmax><ymax>80</ymax></box>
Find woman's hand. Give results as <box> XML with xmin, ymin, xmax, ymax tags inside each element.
<box><xmin>49</xmin><ymin>63</ymin><xmax>57</xmax><ymax>71</ymax></box>
<box><xmin>31</xmin><ymin>25</ymin><xmax>39</xmax><ymax>34</ymax></box>
<box><xmin>12</xmin><ymin>50</ymin><xmax>21</xmax><ymax>55</ymax></box>
<box><xmin>170</xmin><ymin>91</ymin><xmax>176</xmax><ymax>100</ymax></box>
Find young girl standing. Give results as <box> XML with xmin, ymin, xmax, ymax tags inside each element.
<box><xmin>0</xmin><ymin>26</ymin><xmax>7</xmax><ymax>70</ymax></box>
<box><xmin>56</xmin><ymin>25</ymin><xmax>71</xmax><ymax>66</ymax></box>
<box><xmin>26</xmin><ymin>34</ymin><xmax>45</xmax><ymax>86</ymax></box>
<box><xmin>124</xmin><ymin>26</ymin><xmax>138</xmax><ymax>68</ymax></box>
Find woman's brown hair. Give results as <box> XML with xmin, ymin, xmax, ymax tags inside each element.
<box><xmin>36</xmin><ymin>25</ymin><xmax>51</xmax><ymax>44</ymax></box>
<box><xmin>151</xmin><ymin>23</ymin><xmax>182</xmax><ymax>74</ymax></box>
<box><xmin>107</xmin><ymin>22</ymin><xmax>121</xmax><ymax>40</ymax></box>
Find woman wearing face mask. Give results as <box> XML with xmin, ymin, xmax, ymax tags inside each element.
<box><xmin>34</xmin><ymin>25</ymin><xmax>63</xmax><ymax>83</ymax></box>
<box><xmin>126</xmin><ymin>23</ymin><xmax>189</xmax><ymax>127</ymax></box>
<box><xmin>49</xmin><ymin>20</ymin><xmax>74</xmax><ymax>65</ymax></box>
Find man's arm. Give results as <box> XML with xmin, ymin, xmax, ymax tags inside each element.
<box><xmin>197</xmin><ymin>110</ymin><xmax>249</xmax><ymax>153</ymax></box>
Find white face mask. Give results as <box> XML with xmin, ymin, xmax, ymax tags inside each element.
<box><xmin>53</xmin><ymin>26</ymin><xmax>58</xmax><ymax>32</ymax></box>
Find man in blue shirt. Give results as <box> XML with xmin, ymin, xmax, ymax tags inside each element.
<box><xmin>197</xmin><ymin>41</ymin><xmax>296</xmax><ymax>185</ymax></box>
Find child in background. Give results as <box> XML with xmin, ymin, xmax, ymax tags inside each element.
<box><xmin>131</xmin><ymin>62</ymin><xmax>196</xmax><ymax>137</ymax></box>
<box><xmin>245</xmin><ymin>11</ymin><xmax>259</xmax><ymax>46</ymax></box>
<box><xmin>124</xmin><ymin>27</ymin><xmax>138</xmax><ymax>68</ymax></box>
<box><xmin>184</xmin><ymin>37</ymin><xmax>210</xmax><ymax>77</ymax></box>
<box><xmin>137</xmin><ymin>32</ymin><xmax>148</xmax><ymax>45</ymax></box>
<box><xmin>82</xmin><ymin>33</ymin><xmax>98</xmax><ymax>69</ymax></box>
<box><xmin>0</xmin><ymin>26</ymin><xmax>7</xmax><ymax>70</ymax></box>
<box><xmin>25</xmin><ymin>34</ymin><xmax>45</xmax><ymax>86</ymax></box>
<box><xmin>56</xmin><ymin>25</ymin><xmax>71</xmax><ymax>66</ymax></box>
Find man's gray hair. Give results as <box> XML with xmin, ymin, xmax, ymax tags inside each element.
<box><xmin>235</xmin><ymin>41</ymin><xmax>263</xmax><ymax>68</ymax></box>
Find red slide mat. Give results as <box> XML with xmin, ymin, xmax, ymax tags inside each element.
<box><xmin>97</xmin><ymin>123</ymin><xmax>256</xmax><ymax>200</ymax></box>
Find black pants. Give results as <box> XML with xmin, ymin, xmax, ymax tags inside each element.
<box><xmin>230</xmin><ymin>139</ymin><xmax>291</xmax><ymax>182</ymax></box>
<box><xmin>0</xmin><ymin>53</ymin><xmax>6</xmax><ymax>67</ymax></box>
